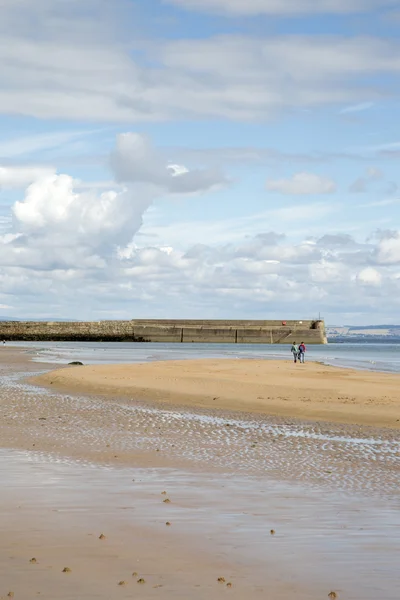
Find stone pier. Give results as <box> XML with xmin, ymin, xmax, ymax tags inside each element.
<box><xmin>0</xmin><ymin>319</ymin><xmax>327</xmax><ymax>344</ymax></box>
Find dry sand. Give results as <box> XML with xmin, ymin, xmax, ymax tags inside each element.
<box><xmin>35</xmin><ymin>358</ymin><xmax>400</xmax><ymax>429</ymax></box>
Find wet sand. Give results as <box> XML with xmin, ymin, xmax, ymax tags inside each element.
<box><xmin>35</xmin><ymin>357</ymin><xmax>400</xmax><ymax>429</ymax></box>
<box><xmin>2</xmin><ymin>449</ymin><xmax>400</xmax><ymax>600</ymax></box>
<box><xmin>1</xmin><ymin>347</ymin><xmax>400</xmax><ymax>599</ymax></box>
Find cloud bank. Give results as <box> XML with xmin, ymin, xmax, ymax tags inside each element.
<box><xmin>0</xmin><ymin>0</ymin><xmax>399</xmax><ymax>123</ymax></box>
<box><xmin>0</xmin><ymin>134</ymin><xmax>398</xmax><ymax>322</ymax></box>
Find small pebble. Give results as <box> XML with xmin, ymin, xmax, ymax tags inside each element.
<box><xmin>270</xmin><ymin>529</ymin><xmax>275</xmax><ymax>535</ymax></box>
<box><xmin>166</xmin><ymin>522</ymin><xmax>171</xmax><ymax>526</ymax></box>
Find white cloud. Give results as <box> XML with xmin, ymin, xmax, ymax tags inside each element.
<box><xmin>0</xmin><ymin>166</ymin><xmax>55</xmax><ymax>189</ymax></box>
<box><xmin>266</xmin><ymin>172</ymin><xmax>336</xmax><ymax>195</ymax></box>
<box><xmin>375</xmin><ymin>233</ymin><xmax>400</xmax><ymax>265</ymax></box>
<box><xmin>12</xmin><ymin>174</ymin><xmax>151</xmax><ymax>253</ymax></box>
<box><xmin>357</xmin><ymin>267</ymin><xmax>382</xmax><ymax>285</ymax></box>
<box><xmin>165</xmin><ymin>0</ymin><xmax>393</xmax><ymax>16</ymax></box>
<box><xmin>309</xmin><ymin>261</ymin><xmax>352</xmax><ymax>285</ymax></box>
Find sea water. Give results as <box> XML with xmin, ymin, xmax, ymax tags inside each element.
<box><xmin>8</xmin><ymin>339</ymin><xmax>400</xmax><ymax>373</ymax></box>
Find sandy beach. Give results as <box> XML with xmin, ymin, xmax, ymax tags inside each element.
<box><xmin>1</xmin><ymin>347</ymin><xmax>399</xmax><ymax>599</ymax></box>
<box><xmin>35</xmin><ymin>358</ymin><xmax>400</xmax><ymax>429</ymax></box>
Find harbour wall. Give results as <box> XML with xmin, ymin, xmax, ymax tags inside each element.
<box><xmin>0</xmin><ymin>319</ymin><xmax>327</xmax><ymax>344</ymax></box>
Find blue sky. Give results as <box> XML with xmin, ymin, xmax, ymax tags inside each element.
<box><xmin>0</xmin><ymin>0</ymin><xmax>400</xmax><ymax>324</ymax></box>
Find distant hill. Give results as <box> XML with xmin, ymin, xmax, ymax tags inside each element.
<box><xmin>328</xmin><ymin>325</ymin><xmax>400</xmax><ymax>338</ymax></box>
<box><xmin>0</xmin><ymin>317</ymin><xmax>76</xmax><ymax>322</ymax></box>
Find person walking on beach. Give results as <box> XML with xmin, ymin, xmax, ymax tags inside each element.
<box><xmin>291</xmin><ymin>342</ymin><xmax>299</xmax><ymax>363</ymax></box>
<box><xmin>298</xmin><ymin>342</ymin><xmax>306</xmax><ymax>363</ymax></box>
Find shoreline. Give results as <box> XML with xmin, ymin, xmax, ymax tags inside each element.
<box><xmin>33</xmin><ymin>358</ymin><xmax>400</xmax><ymax>430</ymax></box>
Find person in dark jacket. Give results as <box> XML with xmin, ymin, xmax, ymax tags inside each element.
<box><xmin>298</xmin><ymin>342</ymin><xmax>306</xmax><ymax>363</ymax></box>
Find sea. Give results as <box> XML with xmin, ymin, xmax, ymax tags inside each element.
<box><xmin>8</xmin><ymin>338</ymin><xmax>400</xmax><ymax>373</ymax></box>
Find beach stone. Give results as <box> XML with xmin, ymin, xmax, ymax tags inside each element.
<box><xmin>118</xmin><ymin>581</ymin><xmax>127</xmax><ymax>586</ymax></box>
<box><xmin>62</xmin><ymin>567</ymin><xmax>71</xmax><ymax>573</ymax></box>
<box><xmin>163</xmin><ymin>498</ymin><xmax>171</xmax><ymax>503</ymax></box>
<box><xmin>270</xmin><ymin>529</ymin><xmax>276</xmax><ymax>535</ymax></box>
<box><xmin>226</xmin><ymin>582</ymin><xmax>233</xmax><ymax>588</ymax></box>
<box><xmin>137</xmin><ymin>578</ymin><xmax>146</xmax><ymax>584</ymax></box>
<box><xmin>165</xmin><ymin>521</ymin><xmax>171</xmax><ymax>526</ymax></box>
<box><xmin>99</xmin><ymin>533</ymin><xmax>106</xmax><ymax>540</ymax></box>
<box><xmin>328</xmin><ymin>593</ymin><xmax>337</xmax><ymax>599</ymax></box>
<box><xmin>30</xmin><ymin>557</ymin><xmax>37</xmax><ymax>563</ymax></box>
<box><xmin>217</xmin><ymin>577</ymin><xmax>226</xmax><ymax>583</ymax></box>
<box><xmin>68</xmin><ymin>361</ymin><xmax>84</xmax><ymax>365</ymax></box>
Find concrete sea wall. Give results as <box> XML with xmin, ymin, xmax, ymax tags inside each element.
<box><xmin>0</xmin><ymin>319</ymin><xmax>327</xmax><ymax>344</ymax></box>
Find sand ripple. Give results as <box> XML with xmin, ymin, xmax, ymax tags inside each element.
<box><xmin>1</xmin><ymin>369</ymin><xmax>399</xmax><ymax>498</ymax></box>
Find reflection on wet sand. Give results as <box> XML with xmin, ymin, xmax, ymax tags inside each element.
<box><xmin>1</xmin><ymin>449</ymin><xmax>400</xmax><ymax>600</ymax></box>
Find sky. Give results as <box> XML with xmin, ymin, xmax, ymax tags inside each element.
<box><xmin>0</xmin><ymin>1</ymin><xmax>400</xmax><ymax>325</ymax></box>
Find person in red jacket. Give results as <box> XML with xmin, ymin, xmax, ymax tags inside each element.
<box><xmin>298</xmin><ymin>342</ymin><xmax>306</xmax><ymax>363</ymax></box>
